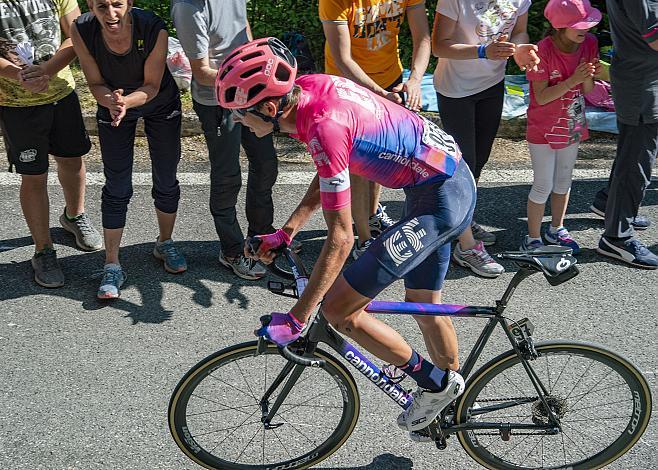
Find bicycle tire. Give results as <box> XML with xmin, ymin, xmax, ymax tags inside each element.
<box><xmin>169</xmin><ymin>341</ymin><xmax>360</xmax><ymax>469</ymax></box>
<box><xmin>456</xmin><ymin>341</ymin><xmax>651</xmax><ymax>470</ymax></box>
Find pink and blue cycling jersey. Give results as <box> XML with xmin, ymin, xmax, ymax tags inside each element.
<box><xmin>292</xmin><ymin>74</ymin><xmax>462</xmax><ymax>211</ymax></box>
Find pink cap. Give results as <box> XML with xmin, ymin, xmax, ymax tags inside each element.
<box><xmin>544</xmin><ymin>0</ymin><xmax>602</xmax><ymax>29</ymax></box>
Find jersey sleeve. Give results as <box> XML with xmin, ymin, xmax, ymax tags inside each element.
<box><xmin>406</xmin><ymin>0</ymin><xmax>426</xmax><ymax>11</ymax></box>
<box><xmin>435</xmin><ymin>0</ymin><xmax>459</xmax><ymax>21</ymax></box>
<box><xmin>517</xmin><ymin>0</ymin><xmax>532</xmax><ymax>17</ymax></box>
<box><xmin>171</xmin><ymin>1</ymin><xmax>210</xmax><ymax>60</ymax></box>
<box><xmin>319</xmin><ymin>0</ymin><xmax>350</xmax><ymax>23</ymax></box>
<box><xmin>57</xmin><ymin>0</ymin><xmax>78</xmax><ymax>18</ymax></box>
<box><xmin>628</xmin><ymin>0</ymin><xmax>658</xmax><ymax>44</ymax></box>
<box><xmin>306</xmin><ymin>120</ymin><xmax>353</xmax><ymax>211</ymax></box>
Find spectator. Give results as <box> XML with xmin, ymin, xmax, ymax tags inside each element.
<box><xmin>592</xmin><ymin>0</ymin><xmax>658</xmax><ymax>269</ymax></box>
<box><xmin>71</xmin><ymin>1</ymin><xmax>187</xmax><ymax>299</ymax></box>
<box><xmin>320</xmin><ymin>0</ymin><xmax>431</xmax><ymax>258</ymax></box>
<box><xmin>0</xmin><ymin>0</ymin><xmax>102</xmax><ymax>288</ymax></box>
<box><xmin>171</xmin><ymin>0</ymin><xmax>288</xmax><ymax>280</ymax></box>
<box><xmin>432</xmin><ymin>0</ymin><xmax>539</xmax><ymax>277</ymax></box>
<box><xmin>521</xmin><ymin>0</ymin><xmax>601</xmax><ymax>255</ymax></box>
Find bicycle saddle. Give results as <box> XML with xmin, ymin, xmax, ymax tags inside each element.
<box><xmin>497</xmin><ymin>246</ymin><xmax>580</xmax><ymax>285</ymax></box>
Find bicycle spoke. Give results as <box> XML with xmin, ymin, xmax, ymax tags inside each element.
<box><xmin>282</xmin><ymin>418</ymin><xmax>319</xmax><ymax>446</ymax></box>
<box><xmin>204</xmin><ymin>373</ymin><xmax>259</xmax><ymax>403</ymax></box>
<box><xmin>545</xmin><ymin>354</ymin><xmax>552</xmax><ymax>393</ymax></box>
<box><xmin>234</xmin><ymin>359</ymin><xmax>260</xmax><ymax>404</ymax></box>
<box><xmin>187</xmin><ymin>401</ymin><xmax>257</xmax><ymax>417</ymax></box>
<box><xmin>570</xmin><ymin>397</ymin><xmax>630</xmax><ymax>413</ymax></box>
<box><xmin>560</xmin><ymin>426</ymin><xmax>590</xmax><ymax>460</ymax></box>
<box><xmin>562</xmin><ymin>359</ymin><xmax>595</xmax><ymax>401</ymax></box>
<box><xmin>562</xmin><ymin>415</ymin><xmax>630</xmax><ymax>424</ymax></box>
<box><xmin>208</xmin><ymin>408</ymin><xmax>260</xmax><ymax>453</ymax></box>
<box><xmin>521</xmin><ymin>433</ymin><xmax>545</xmax><ymax>464</ymax></box>
<box><xmin>272</xmin><ymin>427</ymin><xmax>294</xmax><ymax>460</ymax></box>
<box><xmin>234</xmin><ymin>425</ymin><xmax>262</xmax><ymax>463</ymax></box>
<box><xmin>567</xmin><ymin>380</ymin><xmax>627</xmax><ymax>403</ymax></box>
<box><xmin>277</xmin><ymin>386</ymin><xmax>340</xmax><ymax>415</ymax></box>
<box><xmin>549</xmin><ymin>354</ymin><xmax>573</xmax><ymax>391</ymax></box>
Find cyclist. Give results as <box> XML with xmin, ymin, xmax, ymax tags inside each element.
<box><xmin>217</xmin><ymin>38</ymin><xmax>476</xmax><ymax>435</ymax></box>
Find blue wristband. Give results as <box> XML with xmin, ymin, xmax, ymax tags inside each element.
<box><xmin>477</xmin><ymin>44</ymin><xmax>487</xmax><ymax>59</ymax></box>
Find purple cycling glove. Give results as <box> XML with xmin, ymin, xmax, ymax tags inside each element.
<box><xmin>256</xmin><ymin>312</ymin><xmax>305</xmax><ymax>346</ymax></box>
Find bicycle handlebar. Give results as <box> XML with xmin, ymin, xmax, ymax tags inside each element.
<box><xmin>258</xmin><ymin>315</ymin><xmax>325</xmax><ymax>367</ymax></box>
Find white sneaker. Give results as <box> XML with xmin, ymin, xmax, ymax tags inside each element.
<box><xmin>409</xmin><ymin>401</ymin><xmax>480</xmax><ymax>443</ymax></box>
<box><xmin>352</xmin><ymin>237</ymin><xmax>375</xmax><ymax>260</ymax></box>
<box><xmin>397</xmin><ymin>371</ymin><xmax>465</xmax><ymax>432</ymax></box>
<box><xmin>452</xmin><ymin>241</ymin><xmax>504</xmax><ymax>278</ymax></box>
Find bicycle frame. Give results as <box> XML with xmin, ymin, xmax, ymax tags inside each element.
<box><xmin>258</xmin><ymin>254</ymin><xmax>560</xmax><ymax>434</ymax></box>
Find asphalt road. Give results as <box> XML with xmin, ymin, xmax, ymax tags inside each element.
<box><xmin>1</xmin><ymin>158</ymin><xmax>656</xmax><ymax>469</ymax></box>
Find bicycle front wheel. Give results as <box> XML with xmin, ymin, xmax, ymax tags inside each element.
<box><xmin>456</xmin><ymin>341</ymin><xmax>652</xmax><ymax>470</ymax></box>
<box><xmin>169</xmin><ymin>341</ymin><xmax>360</xmax><ymax>470</ymax></box>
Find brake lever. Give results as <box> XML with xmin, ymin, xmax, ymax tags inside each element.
<box><xmin>257</xmin><ymin>315</ymin><xmax>325</xmax><ymax>367</ymax></box>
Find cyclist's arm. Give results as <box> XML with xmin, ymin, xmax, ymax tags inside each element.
<box><xmin>290</xmin><ymin>206</ymin><xmax>354</xmax><ymax>323</ymax></box>
<box><xmin>280</xmin><ymin>174</ymin><xmax>321</xmax><ymax>240</ymax></box>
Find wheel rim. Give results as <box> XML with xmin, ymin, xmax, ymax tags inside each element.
<box><xmin>457</xmin><ymin>344</ymin><xmax>649</xmax><ymax>469</ymax></box>
<box><xmin>170</xmin><ymin>344</ymin><xmax>358</xmax><ymax>469</ymax></box>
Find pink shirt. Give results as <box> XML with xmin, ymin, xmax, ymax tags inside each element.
<box><xmin>293</xmin><ymin>75</ymin><xmax>461</xmax><ymax>211</ymax></box>
<box><xmin>526</xmin><ymin>34</ymin><xmax>599</xmax><ymax>149</ymax></box>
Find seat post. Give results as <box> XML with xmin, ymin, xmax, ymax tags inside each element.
<box><xmin>496</xmin><ymin>268</ymin><xmax>536</xmax><ymax>313</ymax></box>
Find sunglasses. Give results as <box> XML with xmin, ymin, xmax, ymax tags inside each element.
<box><xmin>232</xmin><ymin>106</ymin><xmax>273</xmax><ymax>123</ymax></box>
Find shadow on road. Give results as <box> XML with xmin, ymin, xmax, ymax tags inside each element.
<box><xmin>381</xmin><ymin>179</ymin><xmax>657</xmax><ymax>279</ymax></box>
<box><xmin>1</xmin><ymin>180</ymin><xmax>656</xmax><ymax>319</ymax></box>
<box><xmin>322</xmin><ymin>453</ymin><xmax>413</xmax><ymax>469</ymax></box>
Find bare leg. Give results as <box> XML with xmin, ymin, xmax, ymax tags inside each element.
<box><xmin>457</xmin><ymin>225</ymin><xmax>477</xmax><ymax>251</ymax></box>
<box><xmin>527</xmin><ymin>199</ymin><xmax>546</xmax><ymax>239</ymax></box>
<box><xmin>369</xmin><ymin>180</ymin><xmax>382</xmax><ymax>215</ymax></box>
<box><xmin>350</xmin><ymin>173</ymin><xmax>372</xmax><ymax>243</ymax></box>
<box><xmin>103</xmin><ymin>227</ymin><xmax>124</xmax><ymax>265</ymax></box>
<box><xmin>54</xmin><ymin>156</ymin><xmax>85</xmax><ymax>217</ymax></box>
<box><xmin>322</xmin><ymin>276</ymin><xmax>413</xmax><ymax>366</ymax></box>
<box><xmin>155</xmin><ymin>208</ymin><xmax>177</xmax><ymax>242</ymax></box>
<box><xmin>457</xmin><ymin>177</ymin><xmax>478</xmax><ymax>250</ymax></box>
<box><xmin>406</xmin><ymin>288</ymin><xmax>459</xmax><ymax>371</ymax></box>
<box><xmin>20</xmin><ymin>174</ymin><xmax>52</xmax><ymax>251</ymax></box>
<box><xmin>549</xmin><ymin>191</ymin><xmax>570</xmax><ymax>229</ymax></box>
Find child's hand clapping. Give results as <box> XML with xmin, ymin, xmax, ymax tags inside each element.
<box><xmin>567</xmin><ymin>59</ymin><xmax>596</xmax><ymax>87</ymax></box>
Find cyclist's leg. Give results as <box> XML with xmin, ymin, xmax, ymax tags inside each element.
<box><xmin>403</xmin><ymin>243</ymin><xmax>459</xmax><ymax>371</ymax></box>
<box><xmin>322</xmin><ymin>276</ymin><xmax>413</xmax><ymax>366</ymax></box>
<box><xmin>326</xmin><ymin>159</ymin><xmax>475</xmax><ymax>377</ymax></box>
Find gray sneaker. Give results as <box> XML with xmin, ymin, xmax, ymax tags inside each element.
<box><xmin>97</xmin><ymin>263</ymin><xmax>127</xmax><ymax>299</ymax></box>
<box><xmin>153</xmin><ymin>238</ymin><xmax>187</xmax><ymax>273</ymax></box>
<box><xmin>453</xmin><ymin>241</ymin><xmax>504</xmax><ymax>278</ymax></box>
<box><xmin>60</xmin><ymin>209</ymin><xmax>102</xmax><ymax>251</ymax></box>
<box><xmin>471</xmin><ymin>221</ymin><xmax>496</xmax><ymax>246</ymax></box>
<box><xmin>219</xmin><ymin>252</ymin><xmax>266</xmax><ymax>280</ymax></box>
<box><xmin>31</xmin><ymin>247</ymin><xmax>64</xmax><ymax>288</ymax></box>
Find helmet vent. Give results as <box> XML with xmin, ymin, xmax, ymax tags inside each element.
<box><xmin>248</xmin><ymin>84</ymin><xmax>266</xmax><ymax>102</ymax></box>
<box><xmin>240</xmin><ymin>67</ymin><xmax>261</xmax><ymax>79</ymax></box>
<box><xmin>275</xmin><ymin>64</ymin><xmax>291</xmax><ymax>81</ymax></box>
<box><xmin>239</xmin><ymin>51</ymin><xmax>263</xmax><ymax>63</ymax></box>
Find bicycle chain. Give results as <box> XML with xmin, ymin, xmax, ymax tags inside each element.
<box><xmin>465</xmin><ymin>396</ymin><xmax>547</xmax><ymax>436</ymax></box>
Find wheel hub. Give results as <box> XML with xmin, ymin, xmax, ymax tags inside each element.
<box><xmin>532</xmin><ymin>395</ymin><xmax>567</xmax><ymax>424</ymax></box>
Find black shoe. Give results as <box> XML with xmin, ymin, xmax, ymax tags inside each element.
<box><xmin>597</xmin><ymin>237</ymin><xmax>658</xmax><ymax>269</ymax></box>
<box><xmin>589</xmin><ymin>204</ymin><xmax>651</xmax><ymax>231</ymax></box>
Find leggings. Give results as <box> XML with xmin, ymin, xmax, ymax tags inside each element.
<box><xmin>527</xmin><ymin>142</ymin><xmax>579</xmax><ymax>204</ymax></box>
<box><xmin>436</xmin><ymin>80</ymin><xmax>504</xmax><ymax>179</ymax></box>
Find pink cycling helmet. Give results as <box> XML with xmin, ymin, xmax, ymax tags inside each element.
<box><xmin>216</xmin><ymin>37</ymin><xmax>298</xmax><ymax>109</ymax></box>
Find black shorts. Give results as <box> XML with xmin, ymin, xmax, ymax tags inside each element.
<box><xmin>0</xmin><ymin>91</ymin><xmax>91</xmax><ymax>175</ymax></box>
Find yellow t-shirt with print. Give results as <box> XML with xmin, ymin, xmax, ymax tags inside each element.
<box><xmin>319</xmin><ymin>0</ymin><xmax>424</xmax><ymax>89</ymax></box>
<box><xmin>0</xmin><ymin>0</ymin><xmax>77</xmax><ymax>107</ymax></box>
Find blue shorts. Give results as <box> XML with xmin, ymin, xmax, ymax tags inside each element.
<box><xmin>343</xmin><ymin>158</ymin><xmax>476</xmax><ymax>298</ymax></box>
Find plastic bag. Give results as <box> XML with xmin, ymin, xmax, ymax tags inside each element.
<box><xmin>167</xmin><ymin>37</ymin><xmax>192</xmax><ymax>91</ymax></box>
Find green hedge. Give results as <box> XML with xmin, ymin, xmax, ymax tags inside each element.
<box><xmin>77</xmin><ymin>0</ymin><xmax>608</xmax><ymax>73</ymax></box>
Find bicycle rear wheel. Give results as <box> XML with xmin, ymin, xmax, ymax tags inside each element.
<box><xmin>456</xmin><ymin>341</ymin><xmax>651</xmax><ymax>470</ymax></box>
<box><xmin>169</xmin><ymin>341</ymin><xmax>360</xmax><ymax>470</ymax></box>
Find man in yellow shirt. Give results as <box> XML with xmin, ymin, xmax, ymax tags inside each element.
<box><xmin>0</xmin><ymin>0</ymin><xmax>101</xmax><ymax>288</ymax></box>
<box><xmin>320</xmin><ymin>0</ymin><xmax>431</xmax><ymax>258</ymax></box>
